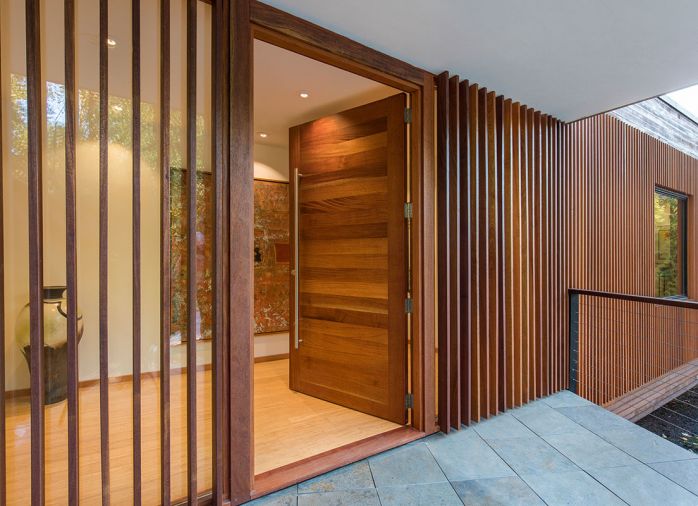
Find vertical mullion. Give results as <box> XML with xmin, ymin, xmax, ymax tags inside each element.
<box><xmin>159</xmin><ymin>0</ymin><xmax>172</xmax><ymax>502</ymax></box>
<box><xmin>186</xmin><ymin>0</ymin><xmax>198</xmax><ymax>501</ymax></box>
<box><xmin>26</xmin><ymin>0</ymin><xmax>46</xmax><ymax>503</ymax></box>
<box><xmin>212</xmin><ymin>0</ymin><xmax>226</xmax><ymax>501</ymax></box>
<box><xmin>65</xmin><ymin>0</ymin><xmax>80</xmax><ymax>502</ymax></box>
<box><xmin>98</xmin><ymin>0</ymin><xmax>111</xmax><ymax>502</ymax></box>
<box><xmin>132</xmin><ymin>0</ymin><xmax>142</xmax><ymax>503</ymax></box>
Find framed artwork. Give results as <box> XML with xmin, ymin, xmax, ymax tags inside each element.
<box><xmin>170</xmin><ymin>168</ymin><xmax>213</xmax><ymax>343</ymax></box>
<box><xmin>254</xmin><ymin>179</ymin><xmax>290</xmax><ymax>334</ymax></box>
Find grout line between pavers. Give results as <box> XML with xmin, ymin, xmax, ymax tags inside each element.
<box><xmin>476</xmin><ymin>429</ymin><xmax>552</xmax><ymax>505</ymax></box>
<box><xmin>553</xmin><ymin>396</ymin><xmax>698</xmax><ymax>499</ymax></box>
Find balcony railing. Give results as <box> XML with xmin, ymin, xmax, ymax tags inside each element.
<box><xmin>569</xmin><ymin>289</ymin><xmax>698</xmax><ymax>420</ymax></box>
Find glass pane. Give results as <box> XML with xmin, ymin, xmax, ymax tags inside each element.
<box><xmin>654</xmin><ymin>191</ymin><xmax>685</xmax><ymax>297</ymax></box>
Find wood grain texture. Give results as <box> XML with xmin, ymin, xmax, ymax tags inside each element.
<box><xmin>437</xmin><ymin>76</ymin><xmax>567</xmax><ymax>428</ymax></box>
<box><xmin>289</xmin><ymin>94</ymin><xmax>407</xmax><ymax>425</ymax></box>
<box><xmin>211</xmin><ymin>0</ymin><xmax>230</xmax><ymax>502</ymax></box>
<box><xmin>131</xmin><ymin>0</ymin><xmax>143</xmax><ymax>502</ymax></box>
<box><xmin>249</xmin><ymin>1</ymin><xmax>425</xmax><ymax>87</ymax></box>
<box><xmin>186</xmin><ymin>0</ymin><xmax>198</xmax><ymax>501</ymax></box>
<box><xmin>159</xmin><ymin>0</ymin><xmax>172</xmax><ymax>502</ymax></box>
<box><xmin>25</xmin><ymin>0</ymin><xmax>46</xmax><ymax>502</ymax></box>
<box><xmin>230</xmin><ymin>0</ymin><xmax>254</xmax><ymax>502</ymax></box>
<box><xmin>99</xmin><ymin>0</ymin><xmax>111</xmax><ymax>501</ymax></box>
<box><xmin>64</xmin><ymin>0</ymin><xmax>80</xmax><ymax>501</ymax></box>
<box><xmin>568</xmin><ymin>114</ymin><xmax>698</xmax><ymax>407</ymax></box>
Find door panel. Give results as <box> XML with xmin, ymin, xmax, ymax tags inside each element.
<box><xmin>289</xmin><ymin>93</ymin><xmax>407</xmax><ymax>424</ymax></box>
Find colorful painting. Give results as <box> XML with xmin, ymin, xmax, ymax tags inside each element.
<box><xmin>254</xmin><ymin>179</ymin><xmax>290</xmax><ymax>334</ymax></box>
<box><xmin>170</xmin><ymin>168</ymin><xmax>213</xmax><ymax>343</ymax></box>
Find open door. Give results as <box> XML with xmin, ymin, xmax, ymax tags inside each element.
<box><xmin>289</xmin><ymin>94</ymin><xmax>408</xmax><ymax>424</ymax></box>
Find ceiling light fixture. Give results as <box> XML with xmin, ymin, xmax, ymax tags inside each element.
<box><xmin>258</xmin><ymin>132</ymin><xmax>268</xmax><ymax>138</ymax></box>
<box><xmin>299</xmin><ymin>91</ymin><xmax>310</xmax><ymax>99</ymax></box>
<box><xmin>106</xmin><ymin>38</ymin><xmax>117</xmax><ymax>48</ymax></box>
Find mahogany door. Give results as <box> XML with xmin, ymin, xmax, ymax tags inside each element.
<box><xmin>289</xmin><ymin>93</ymin><xmax>407</xmax><ymax>424</ymax></box>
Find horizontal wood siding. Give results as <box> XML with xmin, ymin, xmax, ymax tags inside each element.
<box><xmin>567</xmin><ymin>115</ymin><xmax>698</xmax><ymax>406</ymax></box>
<box><xmin>437</xmin><ymin>73</ymin><xmax>567</xmax><ymax>428</ymax></box>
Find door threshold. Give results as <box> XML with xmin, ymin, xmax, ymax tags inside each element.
<box><xmin>251</xmin><ymin>426</ymin><xmax>429</xmax><ymax>500</ymax></box>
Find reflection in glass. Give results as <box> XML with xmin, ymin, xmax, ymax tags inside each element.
<box><xmin>654</xmin><ymin>190</ymin><xmax>687</xmax><ymax>297</ymax></box>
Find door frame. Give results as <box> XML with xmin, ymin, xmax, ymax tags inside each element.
<box><xmin>229</xmin><ymin>1</ymin><xmax>436</xmax><ymax>503</ymax></box>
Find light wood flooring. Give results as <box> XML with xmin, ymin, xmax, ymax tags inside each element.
<box><xmin>5</xmin><ymin>358</ymin><xmax>400</xmax><ymax>505</ymax></box>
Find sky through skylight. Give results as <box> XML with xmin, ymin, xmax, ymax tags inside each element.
<box><xmin>664</xmin><ymin>84</ymin><xmax>698</xmax><ymax>123</ymax></box>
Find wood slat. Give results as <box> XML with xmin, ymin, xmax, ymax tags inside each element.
<box><xmin>230</xmin><ymin>0</ymin><xmax>254</xmax><ymax>502</ymax></box>
<box><xmin>186</xmin><ymin>0</ymin><xmax>198</xmax><ymax>501</ymax></box>
<box><xmin>132</xmin><ymin>0</ymin><xmax>143</xmax><ymax>502</ymax></box>
<box><xmin>99</xmin><ymin>0</ymin><xmax>111</xmax><ymax>500</ymax></box>
<box><xmin>159</xmin><ymin>0</ymin><xmax>172</xmax><ymax>502</ymax></box>
<box><xmin>568</xmin><ymin>114</ymin><xmax>698</xmax><ymax>407</ymax></box>
<box><xmin>25</xmin><ymin>1</ymin><xmax>46</xmax><ymax>503</ymax></box>
<box><xmin>435</xmin><ymin>71</ymin><xmax>451</xmax><ymax>432</ymax></box>
<box><xmin>436</xmin><ymin>76</ymin><xmax>568</xmax><ymax>429</ymax></box>
<box><xmin>212</xmin><ymin>0</ymin><xmax>229</xmax><ymax>502</ymax></box>
<box><xmin>0</xmin><ymin>7</ymin><xmax>6</xmax><ymax>503</ymax></box>
<box><xmin>447</xmin><ymin>75</ymin><xmax>461</xmax><ymax>429</ymax></box>
<box><xmin>64</xmin><ymin>0</ymin><xmax>80</xmax><ymax>502</ymax></box>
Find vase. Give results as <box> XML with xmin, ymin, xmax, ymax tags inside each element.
<box><xmin>15</xmin><ymin>286</ymin><xmax>84</xmax><ymax>404</ymax></box>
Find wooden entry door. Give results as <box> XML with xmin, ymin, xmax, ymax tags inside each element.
<box><xmin>289</xmin><ymin>94</ymin><xmax>408</xmax><ymax>424</ymax></box>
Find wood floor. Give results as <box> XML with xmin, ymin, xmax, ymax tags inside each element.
<box><xmin>5</xmin><ymin>358</ymin><xmax>400</xmax><ymax>505</ymax></box>
<box><xmin>254</xmin><ymin>359</ymin><xmax>400</xmax><ymax>474</ymax></box>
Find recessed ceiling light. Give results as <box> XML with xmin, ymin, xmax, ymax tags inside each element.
<box><xmin>258</xmin><ymin>132</ymin><xmax>268</xmax><ymax>138</ymax></box>
<box><xmin>106</xmin><ymin>38</ymin><xmax>117</xmax><ymax>48</ymax></box>
<box><xmin>299</xmin><ymin>91</ymin><xmax>310</xmax><ymax>99</ymax></box>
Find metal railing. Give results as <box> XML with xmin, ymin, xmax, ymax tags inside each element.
<box><xmin>569</xmin><ymin>288</ymin><xmax>698</xmax><ymax>405</ymax></box>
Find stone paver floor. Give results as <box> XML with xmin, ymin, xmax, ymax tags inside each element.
<box><xmin>247</xmin><ymin>390</ymin><xmax>698</xmax><ymax>505</ymax></box>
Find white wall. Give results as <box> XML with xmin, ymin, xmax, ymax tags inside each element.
<box><xmin>0</xmin><ymin>135</ymin><xmax>289</xmax><ymax>391</ymax></box>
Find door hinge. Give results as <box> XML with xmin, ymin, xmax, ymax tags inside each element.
<box><xmin>404</xmin><ymin>202</ymin><xmax>413</xmax><ymax>219</ymax></box>
<box><xmin>405</xmin><ymin>393</ymin><xmax>414</xmax><ymax>409</ymax></box>
<box><xmin>404</xmin><ymin>297</ymin><xmax>413</xmax><ymax>314</ymax></box>
<box><xmin>404</xmin><ymin>107</ymin><xmax>412</xmax><ymax>124</ymax></box>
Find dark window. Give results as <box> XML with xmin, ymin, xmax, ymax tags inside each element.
<box><xmin>654</xmin><ymin>188</ymin><xmax>688</xmax><ymax>297</ymax></box>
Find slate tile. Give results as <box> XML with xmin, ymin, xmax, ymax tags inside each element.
<box><xmin>452</xmin><ymin>476</ymin><xmax>544</xmax><ymax>505</ymax></box>
<box><xmin>377</xmin><ymin>482</ymin><xmax>463</xmax><ymax>506</ymax></box>
<box><xmin>588</xmin><ymin>464</ymin><xmax>698</xmax><ymax>505</ymax></box>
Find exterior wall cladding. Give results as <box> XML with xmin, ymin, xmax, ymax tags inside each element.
<box><xmin>436</xmin><ymin>72</ymin><xmax>698</xmax><ymax>430</ymax></box>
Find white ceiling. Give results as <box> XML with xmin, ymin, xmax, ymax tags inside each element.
<box><xmin>254</xmin><ymin>40</ymin><xmax>398</xmax><ymax>148</ymax></box>
<box><xmin>261</xmin><ymin>0</ymin><xmax>698</xmax><ymax>122</ymax></box>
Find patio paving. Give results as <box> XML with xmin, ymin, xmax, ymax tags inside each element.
<box><xmin>246</xmin><ymin>391</ymin><xmax>698</xmax><ymax>505</ymax></box>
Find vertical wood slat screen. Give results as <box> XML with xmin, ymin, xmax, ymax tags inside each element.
<box><xmin>6</xmin><ymin>0</ymin><xmax>229</xmax><ymax>503</ymax></box>
<box><xmin>567</xmin><ymin>115</ymin><xmax>698</xmax><ymax>406</ymax></box>
<box><xmin>437</xmin><ymin>72</ymin><xmax>568</xmax><ymax>430</ymax></box>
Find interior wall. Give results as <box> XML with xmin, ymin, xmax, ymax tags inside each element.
<box><xmin>0</xmin><ymin>0</ymin><xmax>222</xmax><ymax>391</ymax></box>
<box><xmin>253</xmin><ymin>142</ymin><xmax>290</xmax><ymax>359</ymax></box>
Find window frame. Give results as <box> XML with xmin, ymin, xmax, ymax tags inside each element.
<box><xmin>654</xmin><ymin>186</ymin><xmax>689</xmax><ymax>299</ymax></box>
